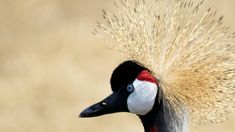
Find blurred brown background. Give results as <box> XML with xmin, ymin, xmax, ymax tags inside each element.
<box><xmin>0</xmin><ymin>0</ymin><xmax>234</xmax><ymax>132</ymax></box>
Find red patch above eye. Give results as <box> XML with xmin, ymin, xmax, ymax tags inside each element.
<box><xmin>137</xmin><ymin>70</ymin><xmax>157</xmax><ymax>83</ymax></box>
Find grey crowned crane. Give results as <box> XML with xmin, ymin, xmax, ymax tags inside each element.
<box><xmin>80</xmin><ymin>60</ymin><xmax>188</xmax><ymax>132</ymax></box>
<box><xmin>80</xmin><ymin>0</ymin><xmax>235</xmax><ymax>132</ymax></box>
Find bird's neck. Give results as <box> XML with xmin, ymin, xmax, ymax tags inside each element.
<box><xmin>138</xmin><ymin>96</ymin><xmax>188</xmax><ymax>132</ymax></box>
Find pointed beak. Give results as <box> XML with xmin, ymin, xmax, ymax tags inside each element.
<box><xmin>79</xmin><ymin>92</ymin><xmax>126</xmax><ymax>118</ymax></box>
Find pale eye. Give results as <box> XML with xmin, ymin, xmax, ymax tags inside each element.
<box><xmin>127</xmin><ymin>84</ymin><xmax>134</xmax><ymax>93</ymax></box>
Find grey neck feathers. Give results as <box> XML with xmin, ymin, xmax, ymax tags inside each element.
<box><xmin>139</xmin><ymin>95</ymin><xmax>188</xmax><ymax>132</ymax></box>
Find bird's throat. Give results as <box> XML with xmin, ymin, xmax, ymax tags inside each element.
<box><xmin>138</xmin><ymin>96</ymin><xmax>188</xmax><ymax>132</ymax></box>
<box><xmin>138</xmin><ymin>97</ymin><xmax>162</xmax><ymax>132</ymax></box>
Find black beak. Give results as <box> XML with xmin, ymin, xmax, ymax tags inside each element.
<box><xmin>79</xmin><ymin>92</ymin><xmax>126</xmax><ymax>118</ymax></box>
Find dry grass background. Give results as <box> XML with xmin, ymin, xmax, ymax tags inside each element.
<box><xmin>0</xmin><ymin>0</ymin><xmax>234</xmax><ymax>132</ymax></box>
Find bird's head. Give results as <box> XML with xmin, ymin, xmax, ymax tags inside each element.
<box><xmin>80</xmin><ymin>60</ymin><xmax>160</xmax><ymax>117</ymax></box>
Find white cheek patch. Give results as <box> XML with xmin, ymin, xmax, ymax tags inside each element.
<box><xmin>127</xmin><ymin>79</ymin><xmax>158</xmax><ymax>115</ymax></box>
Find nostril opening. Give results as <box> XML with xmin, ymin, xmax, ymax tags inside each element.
<box><xmin>101</xmin><ymin>102</ymin><xmax>107</xmax><ymax>106</ymax></box>
<box><xmin>90</xmin><ymin>102</ymin><xmax>107</xmax><ymax>111</ymax></box>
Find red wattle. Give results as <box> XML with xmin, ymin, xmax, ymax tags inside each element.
<box><xmin>150</xmin><ymin>126</ymin><xmax>158</xmax><ymax>132</ymax></box>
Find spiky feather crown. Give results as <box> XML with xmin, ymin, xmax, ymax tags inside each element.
<box><xmin>94</xmin><ymin>0</ymin><xmax>235</xmax><ymax>125</ymax></box>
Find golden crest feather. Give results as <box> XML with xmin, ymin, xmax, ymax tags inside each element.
<box><xmin>94</xmin><ymin>0</ymin><xmax>235</xmax><ymax>125</ymax></box>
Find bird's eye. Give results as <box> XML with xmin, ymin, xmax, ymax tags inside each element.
<box><xmin>127</xmin><ymin>84</ymin><xmax>134</xmax><ymax>93</ymax></box>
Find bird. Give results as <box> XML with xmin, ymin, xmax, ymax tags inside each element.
<box><xmin>80</xmin><ymin>0</ymin><xmax>235</xmax><ymax>132</ymax></box>
<box><xmin>80</xmin><ymin>60</ymin><xmax>188</xmax><ymax>132</ymax></box>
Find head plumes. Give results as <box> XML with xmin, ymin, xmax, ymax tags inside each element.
<box><xmin>94</xmin><ymin>0</ymin><xmax>235</xmax><ymax>126</ymax></box>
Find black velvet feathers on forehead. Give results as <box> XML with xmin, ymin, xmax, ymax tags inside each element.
<box><xmin>110</xmin><ymin>60</ymin><xmax>148</xmax><ymax>92</ymax></box>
